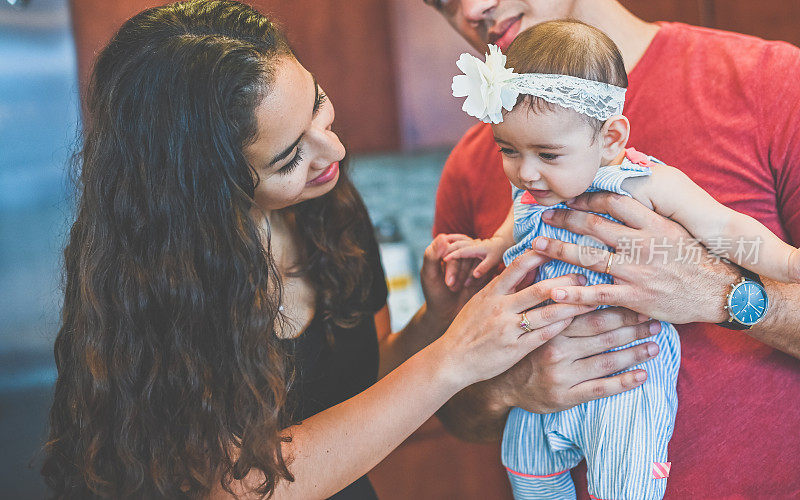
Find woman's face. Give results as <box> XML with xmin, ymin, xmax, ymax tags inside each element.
<box><xmin>244</xmin><ymin>57</ymin><xmax>345</xmax><ymax>213</ymax></box>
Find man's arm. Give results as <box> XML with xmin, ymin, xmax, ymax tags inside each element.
<box><xmin>532</xmin><ymin>193</ymin><xmax>800</xmax><ymax>359</ymax></box>
<box><xmin>437</xmin><ymin>307</ymin><xmax>659</xmax><ymax>441</ymax></box>
<box><xmin>625</xmin><ymin>163</ymin><xmax>800</xmax><ymax>284</ymax></box>
<box><xmin>749</xmin><ymin>278</ymin><xmax>800</xmax><ymax>359</ymax></box>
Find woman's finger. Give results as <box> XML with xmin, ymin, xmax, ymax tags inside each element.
<box><xmin>572</xmin><ymin>321</ymin><xmax>660</xmax><ymax>359</ymax></box>
<box><xmin>519</xmin><ymin>303</ymin><xmax>595</xmax><ymax>330</ymax></box>
<box><xmin>492</xmin><ymin>250</ymin><xmax>550</xmax><ymax>294</ymax></box>
<box><xmin>509</xmin><ymin>272</ymin><xmax>587</xmax><ymax>311</ymax></box>
<box><xmin>563</xmin><ymin>307</ymin><xmax>649</xmax><ymax>338</ymax></box>
<box><xmin>566</xmin><ymin>191</ymin><xmax>658</xmax><ymax>231</ymax></box>
<box><xmin>566</xmin><ymin>369</ymin><xmax>649</xmax><ymax>407</ymax></box>
<box><xmin>518</xmin><ymin>318</ymin><xmax>573</xmax><ymax>351</ymax></box>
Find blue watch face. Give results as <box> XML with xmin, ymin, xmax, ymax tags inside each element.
<box><xmin>729</xmin><ymin>281</ymin><xmax>769</xmax><ymax>326</ymax></box>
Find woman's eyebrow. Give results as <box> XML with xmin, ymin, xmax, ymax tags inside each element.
<box><xmin>269</xmin><ymin>75</ymin><xmax>320</xmax><ymax>166</ymax></box>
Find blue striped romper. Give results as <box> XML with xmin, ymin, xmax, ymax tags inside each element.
<box><xmin>501</xmin><ymin>151</ymin><xmax>680</xmax><ymax>500</ymax></box>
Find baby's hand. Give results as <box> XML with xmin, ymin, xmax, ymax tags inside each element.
<box><xmin>790</xmin><ymin>247</ymin><xmax>800</xmax><ymax>283</ymax></box>
<box><xmin>441</xmin><ymin>234</ymin><xmax>508</xmax><ymax>291</ymax></box>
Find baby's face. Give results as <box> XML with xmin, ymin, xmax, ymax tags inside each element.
<box><xmin>492</xmin><ymin>105</ymin><xmax>603</xmax><ymax>206</ymax></box>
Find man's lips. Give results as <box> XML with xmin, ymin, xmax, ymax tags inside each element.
<box><xmin>488</xmin><ymin>14</ymin><xmax>523</xmax><ymax>51</ymax></box>
<box><xmin>306</xmin><ymin>161</ymin><xmax>339</xmax><ymax>186</ymax></box>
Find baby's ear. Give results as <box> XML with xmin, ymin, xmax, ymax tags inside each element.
<box><xmin>599</xmin><ymin>115</ymin><xmax>630</xmax><ymax>165</ymax></box>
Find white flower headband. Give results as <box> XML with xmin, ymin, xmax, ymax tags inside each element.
<box><xmin>451</xmin><ymin>44</ymin><xmax>627</xmax><ymax>124</ymax></box>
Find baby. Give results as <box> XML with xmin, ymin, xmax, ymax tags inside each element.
<box><xmin>446</xmin><ymin>20</ymin><xmax>800</xmax><ymax>500</ymax></box>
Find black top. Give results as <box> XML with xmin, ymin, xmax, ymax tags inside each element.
<box><xmin>282</xmin><ymin>222</ymin><xmax>388</xmax><ymax>499</ymax></box>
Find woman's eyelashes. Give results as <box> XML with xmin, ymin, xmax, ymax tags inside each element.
<box><xmin>276</xmin><ymin>88</ymin><xmax>327</xmax><ymax>176</ymax></box>
<box><xmin>279</xmin><ymin>147</ymin><xmax>303</xmax><ymax>175</ymax></box>
<box><xmin>314</xmin><ymin>88</ymin><xmax>328</xmax><ymax>114</ymax></box>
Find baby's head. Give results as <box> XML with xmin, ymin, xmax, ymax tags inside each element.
<box><xmin>496</xmin><ymin>20</ymin><xmax>630</xmax><ymax>205</ymax></box>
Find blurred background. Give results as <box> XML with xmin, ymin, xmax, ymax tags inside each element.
<box><xmin>1</xmin><ymin>0</ymin><xmax>798</xmax><ymax>497</ymax></box>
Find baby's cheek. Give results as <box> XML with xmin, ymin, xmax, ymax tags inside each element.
<box><xmin>561</xmin><ymin>167</ymin><xmax>598</xmax><ymax>197</ymax></box>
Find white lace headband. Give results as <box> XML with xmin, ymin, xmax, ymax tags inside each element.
<box><xmin>451</xmin><ymin>44</ymin><xmax>627</xmax><ymax>124</ymax></box>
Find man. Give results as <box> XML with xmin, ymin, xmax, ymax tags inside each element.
<box><xmin>424</xmin><ymin>0</ymin><xmax>800</xmax><ymax>497</ymax></box>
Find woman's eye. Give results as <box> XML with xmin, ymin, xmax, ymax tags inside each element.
<box><xmin>539</xmin><ymin>153</ymin><xmax>559</xmax><ymax>161</ymax></box>
<box><xmin>279</xmin><ymin>148</ymin><xmax>303</xmax><ymax>174</ymax></box>
<box><xmin>313</xmin><ymin>89</ymin><xmax>328</xmax><ymax>114</ymax></box>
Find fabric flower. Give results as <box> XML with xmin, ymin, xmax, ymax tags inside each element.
<box><xmin>452</xmin><ymin>45</ymin><xmax>520</xmax><ymax>124</ymax></box>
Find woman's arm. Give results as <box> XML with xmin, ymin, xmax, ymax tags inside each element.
<box><xmin>376</xmin><ymin>233</ymin><xmax>497</xmax><ymax>378</ymax></box>
<box><xmin>211</xmin><ymin>252</ymin><xmax>592</xmax><ymax>499</ymax></box>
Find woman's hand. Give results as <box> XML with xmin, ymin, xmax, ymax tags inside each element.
<box><xmin>436</xmin><ymin>306</ymin><xmax>659</xmax><ymax>441</ymax></box>
<box><xmin>531</xmin><ymin>192</ymin><xmax>740</xmax><ymax>324</ymax></box>
<box><xmin>433</xmin><ymin>250</ymin><xmax>594</xmax><ymax>387</ymax></box>
<box><xmin>497</xmin><ymin>307</ymin><xmax>660</xmax><ymax>414</ymax></box>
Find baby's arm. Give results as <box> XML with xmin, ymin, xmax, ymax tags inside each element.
<box><xmin>623</xmin><ymin>164</ymin><xmax>800</xmax><ymax>283</ymax></box>
<box><xmin>442</xmin><ymin>208</ymin><xmax>515</xmax><ymax>287</ymax></box>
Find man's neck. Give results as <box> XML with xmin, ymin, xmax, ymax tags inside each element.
<box><xmin>571</xmin><ymin>0</ymin><xmax>661</xmax><ymax>73</ymax></box>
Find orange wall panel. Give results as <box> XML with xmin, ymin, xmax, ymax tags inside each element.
<box><xmin>712</xmin><ymin>0</ymin><xmax>800</xmax><ymax>46</ymax></box>
<box><xmin>620</xmin><ymin>0</ymin><xmax>707</xmax><ymax>25</ymax></box>
<box><xmin>68</xmin><ymin>0</ymin><xmax>400</xmax><ymax>153</ymax></box>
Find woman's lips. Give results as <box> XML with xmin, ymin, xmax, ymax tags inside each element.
<box><xmin>306</xmin><ymin>161</ymin><xmax>339</xmax><ymax>186</ymax></box>
<box><xmin>489</xmin><ymin>15</ymin><xmax>523</xmax><ymax>51</ymax></box>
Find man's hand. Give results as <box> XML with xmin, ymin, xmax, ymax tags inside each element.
<box><xmin>437</xmin><ymin>307</ymin><xmax>659</xmax><ymax>441</ymax></box>
<box><xmin>532</xmin><ymin>192</ymin><xmax>741</xmax><ymax>324</ymax></box>
<box><xmin>421</xmin><ymin>233</ymin><xmax>491</xmax><ymax>325</ymax></box>
<box><xmin>497</xmin><ymin>307</ymin><xmax>660</xmax><ymax>414</ymax></box>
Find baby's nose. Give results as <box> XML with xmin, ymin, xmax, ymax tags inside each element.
<box><xmin>518</xmin><ymin>165</ymin><xmax>542</xmax><ymax>183</ymax></box>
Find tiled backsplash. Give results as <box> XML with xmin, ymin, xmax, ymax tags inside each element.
<box><xmin>350</xmin><ymin>149</ymin><xmax>449</xmax><ymax>275</ymax></box>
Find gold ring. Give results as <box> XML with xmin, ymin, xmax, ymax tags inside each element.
<box><xmin>604</xmin><ymin>252</ymin><xmax>615</xmax><ymax>275</ymax></box>
<box><xmin>519</xmin><ymin>311</ymin><xmax>534</xmax><ymax>333</ymax></box>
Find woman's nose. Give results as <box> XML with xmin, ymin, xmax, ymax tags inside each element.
<box><xmin>462</xmin><ymin>0</ymin><xmax>498</xmax><ymax>22</ymax></box>
<box><xmin>310</xmin><ymin>128</ymin><xmax>346</xmax><ymax>168</ymax></box>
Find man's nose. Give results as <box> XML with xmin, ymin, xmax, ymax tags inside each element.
<box><xmin>462</xmin><ymin>0</ymin><xmax>498</xmax><ymax>22</ymax></box>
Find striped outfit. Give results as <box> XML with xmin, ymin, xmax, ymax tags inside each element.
<box><xmin>501</xmin><ymin>149</ymin><xmax>680</xmax><ymax>500</ymax></box>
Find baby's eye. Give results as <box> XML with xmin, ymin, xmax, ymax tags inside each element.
<box><xmin>498</xmin><ymin>147</ymin><xmax>518</xmax><ymax>156</ymax></box>
<box><xmin>539</xmin><ymin>152</ymin><xmax>560</xmax><ymax>161</ymax></box>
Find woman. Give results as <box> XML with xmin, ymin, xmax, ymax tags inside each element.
<box><xmin>41</xmin><ymin>1</ymin><xmax>591</xmax><ymax>498</ymax></box>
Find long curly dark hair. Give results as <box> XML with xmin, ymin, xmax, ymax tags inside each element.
<box><xmin>42</xmin><ymin>1</ymin><xmax>374</xmax><ymax>498</ymax></box>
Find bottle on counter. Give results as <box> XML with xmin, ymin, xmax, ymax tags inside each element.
<box><xmin>374</xmin><ymin>216</ymin><xmax>424</xmax><ymax>333</ymax></box>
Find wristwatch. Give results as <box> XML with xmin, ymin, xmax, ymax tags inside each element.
<box><xmin>717</xmin><ymin>267</ymin><xmax>769</xmax><ymax>330</ymax></box>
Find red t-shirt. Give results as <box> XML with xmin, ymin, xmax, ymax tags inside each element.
<box><xmin>434</xmin><ymin>23</ymin><xmax>800</xmax><ymax>498</ymax></box>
